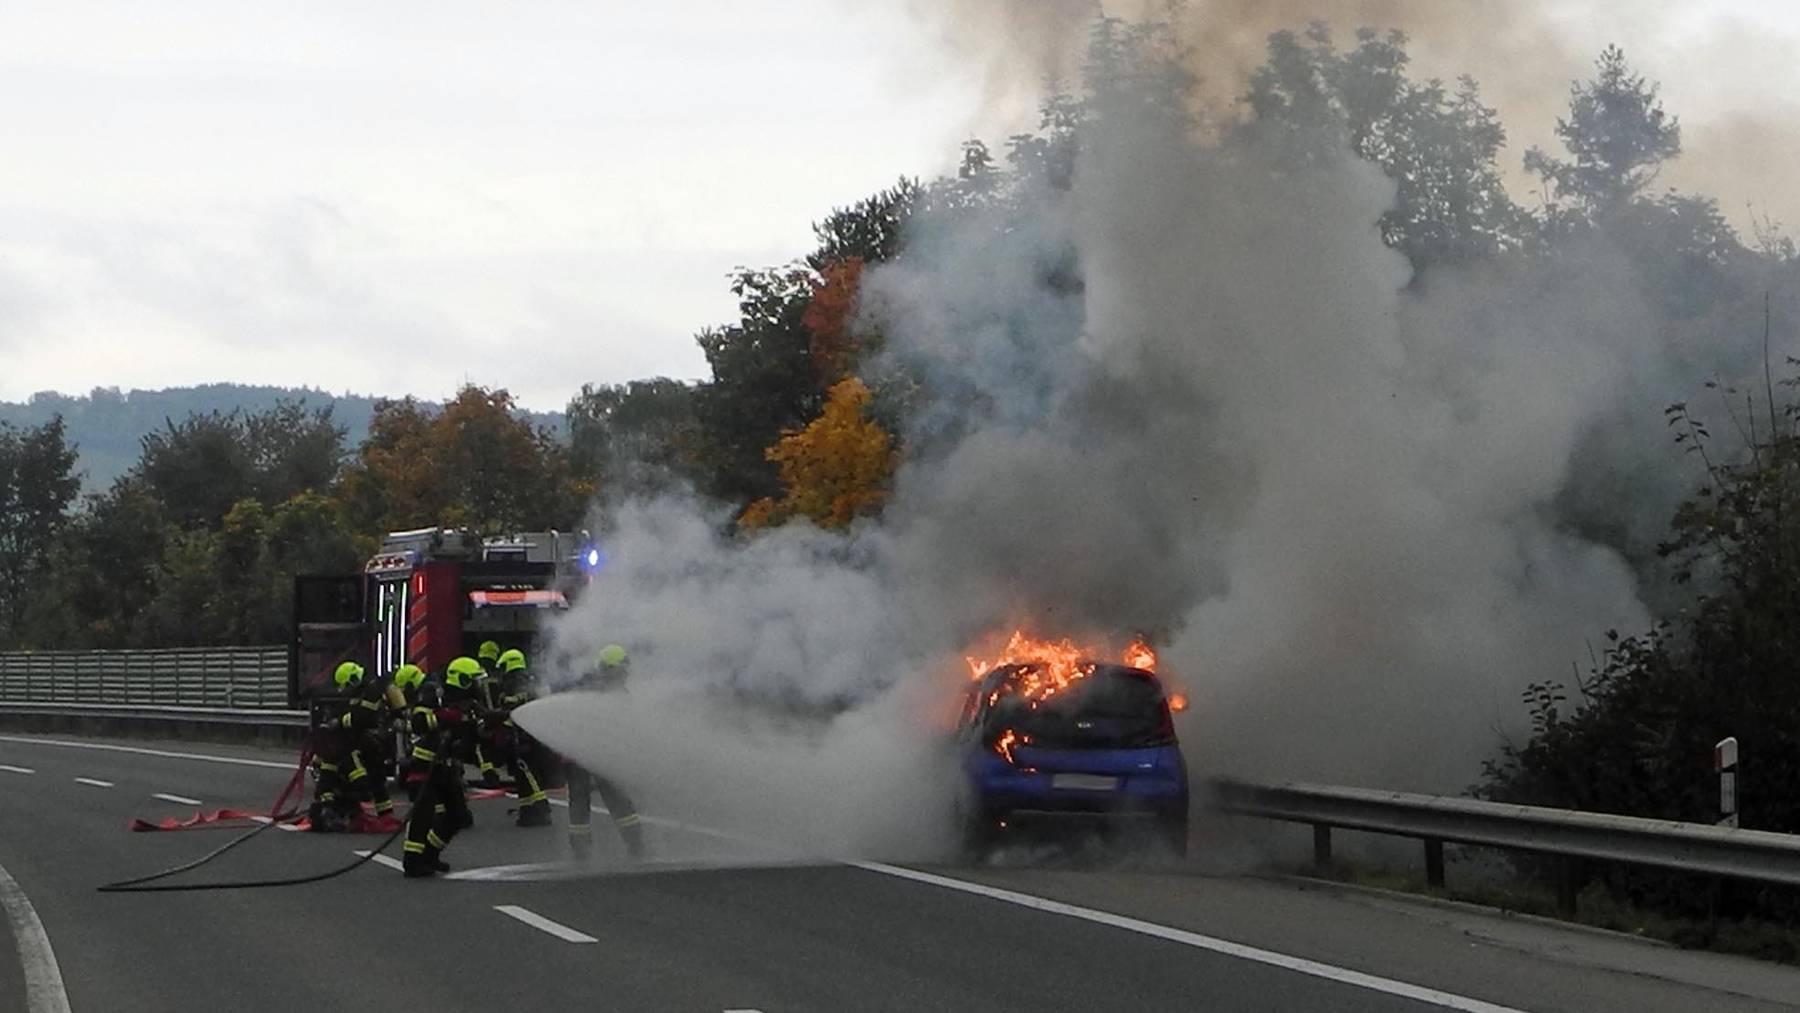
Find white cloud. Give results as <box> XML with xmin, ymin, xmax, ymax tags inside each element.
<box><xmin>0</xmin><ymin>1</ymin><xmax>978</xmax><ymax>409</ymax></box>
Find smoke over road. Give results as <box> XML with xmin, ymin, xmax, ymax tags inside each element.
<box><xmin>519</xmin><ymin>8</ymin><xmax>1779</xmax><ymax>859</ymax></box>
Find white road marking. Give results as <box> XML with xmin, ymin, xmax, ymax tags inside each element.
<box><xmin>353</xmin><ymin>850</ymin><xmax>406</xmax><ymax>872</ymax></box>
<box><xmin>723</xmin><ymin>1008</ymin><xmax>767</xmax><ymax>1012</ymax></box>
<box><xmin>494</xmin><ymin>904</ymin><xmax>598</xmax><ymax>943</ymax></box>
<box><xmin>0</xmin><ymin>734</ymin><xmax>293</xmax><ymax>770</ymax></box>
<box><xmin>249</xmin><ymin>815</ymin><xmax>302</xmax><ymax>833</ymax></box>
<box><xmin>73</xmin><ymin>777</ymin><xmax>113</xmax><ymax>788</ymax></box>
<box><xmin>0</xmin><ymin>857</ymin><xmax>74</xmax><ymax>1013</ymax></box>
<box><xmin>852</xmin><ymin>862</ymin><xmax>1531</xmax><ymax>1013</ymax></box>
<box><xmin>152</xmin><ymin>792</ymin><xmax>202</xmax><ymax>806</ymax></box>
<box><xmin>0</xmin><ymin>764</ymin><xmax>34</xmax><ymax>774</ymax></box>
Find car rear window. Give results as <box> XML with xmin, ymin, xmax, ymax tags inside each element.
<box><xmin>984</xmin><ymin>665</ymin><xmax>1174</xmax><ymax>749</ymax></box>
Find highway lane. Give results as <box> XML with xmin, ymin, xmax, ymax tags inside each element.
<box><xmin>3</xmin><ymin>732</ymin><xmax>1800</xmax><ymax>1012</ymax></box>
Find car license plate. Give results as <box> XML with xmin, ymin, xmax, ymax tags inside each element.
<box><xmin>1052</xmin><ymin>773</ymin><xmax>1119</xmax><ymax>791</ymax></box>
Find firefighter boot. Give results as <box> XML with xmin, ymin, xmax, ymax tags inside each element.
<box><xmin>402</xmin><ymin>852</ymin><xmax>438</xmax><ymax>878</ymax></box>
<box><xmin>516</xmin><ymin>800</ymin><xmax>553</xmax><ymax>827</ymax></box>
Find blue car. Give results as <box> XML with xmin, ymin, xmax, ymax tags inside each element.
<box><xmin>957</xmin><ymin>661</ymin><xmax>1189</xmax><ymax>855</ymax></box>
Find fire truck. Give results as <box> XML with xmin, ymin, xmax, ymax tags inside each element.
<box><xmin>289</xmin><ymin>527</ymin><xmax>596</xmax><ymax>704</ymax></box>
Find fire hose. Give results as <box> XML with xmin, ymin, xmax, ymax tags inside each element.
<box><xmin>97</xmin><ymin>737</ymin><xmax>405</xmax><ymax>893</ymax></box>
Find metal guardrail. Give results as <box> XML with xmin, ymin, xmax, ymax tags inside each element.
<box><xmin>0</xmin><ymin>647</ymin><xmax>289</xmax><ymax>710</ymax></box>
<box><xmin>1213</xmin><ymin>779</ymin><xmax>1800</xmax><ymax>912</ymax></box>
<box><xmin>0</xmin><ymin>701</ymin><xmax>307</xmax><ymax>728</ymax></box>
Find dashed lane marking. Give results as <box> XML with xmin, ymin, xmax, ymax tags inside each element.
<box><xmin>0</xmin><ymin>857</ymin><xmax>73</xmax><ymax>1013</ymax></box>
<box><xmin>353</xmin><ymin>850</ymin><xmax>406</xmax><ymax>872</ymax></box>
<box><xmin>152</xmin><ymin>792</ymin><xmax>202</xmax><ymax>806</ymax></box>
<box><xmin>852</xmin><ymin>862</ymin><xmax>1534</xmax><ymax>1013</ymax></box>
<box><xmin>73</xmin><ymin>777</ymin><xmax>113</xmax><ymax>788</ymax></box>
<box><xmin>494</xmin><ymin>904</ymin><xmax>598</xmax><ymax>943</ymax></box>
<box><xmin>248</xmin><ymin>815</ymin><xmax>302</xmax><ymax>833</ymax></box>
<box><xmin>0</xmin><ymin>735</ymin><xmax>294</xmax><ymax>770</ymax></box>
<box><xmin>0</xmin><ymin>764</ymin><xmax>34</xmax><ymax>774</ymax></box>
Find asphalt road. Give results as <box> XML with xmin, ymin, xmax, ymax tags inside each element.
<box><xmin>3</xmin><ymin>732</ymin><xmax>1799</xmax><ymax>1013</ymax></box>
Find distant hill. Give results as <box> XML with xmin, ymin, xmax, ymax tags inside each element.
<box><xmin>0</xmin><ymin>384</ymin><xmax>566</xmax><ymax>493</ymax></box>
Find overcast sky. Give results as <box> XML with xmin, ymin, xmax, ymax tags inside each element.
<box><xmin>2</xmin><ymin>2</ymin><xmax>1798</xmax><ymax>411</ymax></box>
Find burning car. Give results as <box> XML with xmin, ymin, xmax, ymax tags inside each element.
<box><xmin>956</xmin><ymin>633</ymin><xmax>1189</xmax><ymax>856</ymax></box>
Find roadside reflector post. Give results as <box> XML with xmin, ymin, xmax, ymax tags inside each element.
<box><xmin>1423</xmin><ymin>838</ymin><xmax>1445</xmax><ymax>890</ymax></box>
<box><xmin>1312</xmin><ymin>824</ymin><xmax>1331</xmax><ymax>868</ymax></box>
<box><xmin>1715</xmin><ymin>736</ymin><xmax>1739</xmax><ymax>829</ymax></box>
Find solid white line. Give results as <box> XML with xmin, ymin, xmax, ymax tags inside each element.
<box><xmin>851</xmin><ymin>862</ymin><xmax>1533</xmax><ymax>1013</ymax></box>
<box><xmin>152</xmin><ymin>792</ymin><xmax>202</xmax><ymax>806</ymax></box>
<box><xmin>73</xmin><ymin>777</ymin><xmax>113</xmax><ymax>788</ymax></box>
<box><xmin>494</xmin><ymin>904</ymin><xmax>598</xmax><ymax>943</ymax></box>
<box><xmin>0</xmin><ymin>734</ymin><xmax>293</xmax><ymax>770</ymax></box>
<box><xmin>0</xmin><ymin>858</ymin><xmax>73</xmax><ymax>1013</ymax></box>
<box><xmin>249</xmin><ymin>815</ymin><xmax>302</xmax><ymax>833</ymax></box>
<box><xmin>0</xmin><ymin>764</ymin><xmax>34</xmax><ymax>775</ymax></box>
<box><xmin>353</xmin><ymin>850</ymin><xmax>405</xmax><ymax>872</ymax></box>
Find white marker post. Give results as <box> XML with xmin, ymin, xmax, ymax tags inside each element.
<box><xmin>1715</xmin><ymin>736</ymin><xmax>1739</xmax><ymax>829</ymax></box>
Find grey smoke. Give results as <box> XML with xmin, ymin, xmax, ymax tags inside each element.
<box><xmin>519</xmin><ymin>14</ymin><xmax>1779</xmax><ymax>858</ymax></box>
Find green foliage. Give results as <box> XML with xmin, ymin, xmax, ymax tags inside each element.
<box><xmin>0</xmin><ymin>384</ymin><xmax>565</xmax><ymax>494</ymax></box>
<box><xmin>135</xmin><ymin>400</ymin><xmax>345</xmax><ymax>529</ymax></box>
<box><xmin>1526</xmin><ymin>45</ymin><xmax>1682</xmax><ymax>219</ymax></box>
<box><xmin>567</xmin><ymin>378</ymin><xmax>702</xmax><ymax>505</ymax></box>
<box><xmin>1241</xmin><ymin>25</ymin><xmax>1532</xmax><ymax>268</ymax></box>
<box><xmin>0</xmin><ymin>417</ymin><xmax>81</xmax><ymax>640</ymax></box>
<box><xmin>1480</xmin><ymin>379</ymin><xmax>1800</xmax><ymax>920</ymax></box>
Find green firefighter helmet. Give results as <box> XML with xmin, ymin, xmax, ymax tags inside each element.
<box><xmin>477</xmin><ymin>640</ymin><xmax>501</xmax><ymax>663</ymax></box>
<box><xmin>333</xmin><ymin>660</ymin><xmax>365</xmax><ymax>689</ymax></box>
<box><xmin>597</xmin><ymin>644</ymin><xmax>628</xmax><ymax>669</ymax></box>
<box><xmin>497</xmin><ymin>648</ymin><xmax>527</xmax><ymax>673</ymax></box>
<box><xmin>392</xmin><ymin>664</ymin><xmax>425</xmax><ymax>690</ymax></box>
<box><xmin>445</xmin><ymin>656</ymin><xmax>483</xmax><ymax>689</ymax></box>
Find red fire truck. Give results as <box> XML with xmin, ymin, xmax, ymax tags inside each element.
<box><xmin>289</xmin><ymin>527</ymin><xmax>595</xmax><ymax>704</ymax></box>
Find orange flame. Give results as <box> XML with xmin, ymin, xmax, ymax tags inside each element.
<box><xmin>965</xmin><ymin>631</ymin><xmax>1163</xmax><ymax>708</ymax></box>
<box><xmin>994</xmin><ymin>728</ymin><xmax>1021</xmax><ymax>763</ymax></box>
<box><xmin>1123</xmin><ymin>636</ymin><xmax>1158</xmax><ymax>672</ymax></box>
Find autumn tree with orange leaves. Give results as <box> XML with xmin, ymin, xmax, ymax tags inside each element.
<box><xmin>338</xmin><ymin>385</ymin><xmax>586</xmax><ymax>537</ymax></box>
<box><xmin>739</xmin><ymin>377</ymin><xmax>897</xmax><ymax>531</ymax></box>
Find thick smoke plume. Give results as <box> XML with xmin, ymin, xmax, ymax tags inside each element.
<box><xmin>519</xmin><ymin>11</ymin><xmax>1777</xmax><ymax>860</ymax></box>
<box><xmin>902</xmin><ymin>0</ymin><xmax>1800</xmax><ymax>233</ymax></box>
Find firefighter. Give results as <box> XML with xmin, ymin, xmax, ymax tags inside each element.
<box><xmin>400</xmin><ymin>666</ymin><xmax>470</xmax><ymax>878</ymax></box>
<box><xmin>476</xmin><ymin>639</ymin><xmax>502</xmax><ymax>681</ymax></box>
<box><xmin>470</xmin><ymin>640</ymin><xmax>504</xmax><ymax>787</ymax></box>
<box><xmin>439</xmin><ymin>656</ymin><xmax>488</xmax><ymax>828</ymax></box>
<box><xmin>310</xmin><ymin>661</ymin><xmax>398</xmax><ymax>828</ymax></box>
<box><xmin>392</xmin><ymin>664</ymin><xmax>428</xmax><ymax>800</ymax></box>
<box><xmin>495</xmin><ymin>648</ymin><xmax>553</xmax><ymax>827</ymax></box>
<box><xmin>565</xmin><ymin>644</ymin><xmax>644</xmax><ymax>859</ymax></box>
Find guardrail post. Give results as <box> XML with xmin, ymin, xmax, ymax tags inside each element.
<box><xmin>1423</xmin><ymin>838</ymin><xmax>1445</xmax><ymax>889</ymax></box>
<box><xmin>1555</xmin><ymin>858</ymin><xmax>1580</xmax><ymax>916</ymax></box>
<box><xmin>1312</xmin><ymin>824</ymin><xmax>1332</xmax><ymax>867</ymax></box>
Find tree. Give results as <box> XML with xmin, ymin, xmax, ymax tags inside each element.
<box><xmin>739</xmin><ymin>378</ymin><xmax>897</xmax><ymax>531</ymax></box>
<box><xmin>0</xmin><ymin>417</ymin><xmax>81</xmax><ymax>643</ymax></box>
<box><xmin>21</xmin><ymin>478</ymin><xmax>167</xmax><ymax>648</ymax></box>
<box><xmin>136</xmin><ymin>411</ymin><xmax>256</xmax><ymax>529</ymax></box>
<box><xmin>566</xmin><ymin>378</ymin><xmax>701</xmax><ymax>504</ymax></box>
<box><xmin>337</xmin><ymin>385</ymin><xmax>580</xmax><ymax>536</ymax></box>
<box><xmin>1480</xmin><ymin>383</ymin><xmax>1800</xmax><ymax>921</ymax></box>
<box><xmin>1241</xmin><ymin>25</ymin><xmax>1531</xmax><ymax>268</ymax></box>
<box><xmin>134</xmin><ymin>400</ymin><xmax>346</xmax><ymax>529</ymax></box>
<box><xmin>1525</xmin><ymin>45</ymin><xmax>1682</xmax><ymax>221</ymax></box>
